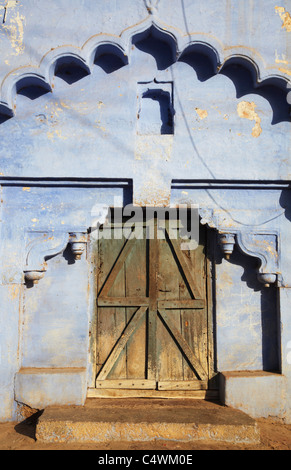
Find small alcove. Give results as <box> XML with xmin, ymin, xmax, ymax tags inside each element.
<box><xmin>137</xmin><ymin>81</ymin><xmax>174</xmax><ymax>135</ymax></box>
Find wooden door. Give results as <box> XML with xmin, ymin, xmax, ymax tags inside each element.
<box><xmin>94</xmin><ymin>216</ymin><xmax>214</xmax><ymax>396</ymax></box>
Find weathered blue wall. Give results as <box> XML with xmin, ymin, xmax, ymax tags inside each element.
<box><xmin>0</xmin><ymin>0</ymin><xmax>290</xmax><ymax>421</ymax></box>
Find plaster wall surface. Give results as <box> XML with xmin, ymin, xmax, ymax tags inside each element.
<box><xmin>0</xmin><ymin>0</ymin><xmax>290</xmax><ymax>422</ymax></box>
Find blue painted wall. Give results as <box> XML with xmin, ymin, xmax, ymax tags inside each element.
<box><xmin>0</xmin><ymin>0</ymin><xmax>290</xmax><ymax>421</ymax></box>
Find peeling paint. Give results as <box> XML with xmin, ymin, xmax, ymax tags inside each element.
<box><xmin>0</xmin><ymin>0</ymin><xmax>19</xmax><ymax>22</ymax></box>
<box><xmin>7</xmin><ymin>284</ymin><xmax>20</xmax><ymax>301</ymax></box>
<box><xmin>60</xmin><ymin>101</ymin><xmax>71</xmax><ymax>110</ymax></box>
<box><xmin>47</xmin><ymin>129</ymin><xmax>69</xmax><ymax>141</ymax></box>
<box><xmin>195</xmin><ymin>108</ymin><xmax>208</xmax><ymax>120</ymax></box>
<box><xmin>62</xmin><ymin>101</ymin><xmax>89</xmax><ymax>116</ymax></box>
<box><xmin>2</xmin><ymin>9</ymin><xmax>25</xmax><ymax>56</ymax></box>
<box><xmin>135</xmin><ymin>135</ymin><xmax>173</xmax><ymax>162</ymax></box>
<box><xmin>278</xmin><ymin>67</ymin><xmax>291</xmax><ymax>76</ymax></box>
<box><xmin>2</xmin><ymin>1</ymin><xmax>19</xmax><ymax>9</ymax></box>
<box><xmin>237</xmin><ymin>101</ymin><xmax>262</xmax><ymax>138</ymax></box>
<box><xmin>42</xmin><ymin>101</ymin><xmax>73</xmax><ymax>140</ymax></box>
<box><xmin>94</xmin><ymin>121</ymin><xmax>107</xmax><ymax>133</ymax></box>
<box><xmin>275</xmin><ymin>6</ymin><xmax>291</xmax><ymax>32</ymax></box>
<box><xmin>134</xmin><ymin>183</ymin><xmax>171</xmax><ymax>207</ymax></box>
<box><xmin>275</xmin><ymin>50</ymin><xmax>289</xmax><ymax>64</ymax></box>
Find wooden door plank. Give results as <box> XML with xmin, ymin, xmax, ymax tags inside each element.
<box><xmin>96</xmin><ymin>379</ymin><xmax>156</xmax><ymax>389</ymax></box>
<box><xmin>157</xmin><ymin>235</ymin><xmax>184</xmax><ymax>381</ymax></box>
<box><xmin>158</xmin><ymin>299</ymin><xmax>205</xmax><ymax>309</ymax></box>
<box><xmin>96</xmin><ymin>306</ymin><xmax>147</xmax><ymax>381</ymax></box>
<box><xmin>88</xmin><ymin>388</ymin><xmax>219</xmax><ymax>399</ymax></box>
<box><xmin>158</xmin><ymin>308</ymin><xmax>208</xmax><ymax>381</ymax></box>
<box><xmin>98</xmin><ymin>297</ymin><xmax>149</xmax><ymax>307</ymax></box>
<box><xmin>96</xmin><ymin>230</ymin><xmax>127</xmax><ymax>377</ymax></box>
<box><xmin>98</xmin><ymin>226</ymin><xmax>143</xmax><ymax>297</ymax></box>
<box><xmin>124</xmin><ymin>232</ymin><xmax>147</xmax><ymax>380</ymax></box>
<box><xmin>158</xmin><ymin>380</ymin><xmax>208</xmax><ymax>391</ymax></box>
<box><xmin>165</xmin><ymin>228</ymin><xmax>202</xmax><ymax>300</ymax></box>
<box><xmin>147</xmin><ymin>221</ymin><xmax>158</xmax><ymax>381</ymax></box>
<box><xmin>180</xmin><ymin>227</ymin><xmax>208</xmax><ymax>379</ymax></box>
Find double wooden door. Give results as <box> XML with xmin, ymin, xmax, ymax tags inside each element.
<box><xmin>94</xmin><ymin>218</ymin><xmax>213</xmax><ymax>395</ymax></box>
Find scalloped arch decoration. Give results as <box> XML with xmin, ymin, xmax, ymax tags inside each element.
<box><xmin>0</xmin><ymin>18</ymin><xmax>290</xmax><ymax>117</ymax></box>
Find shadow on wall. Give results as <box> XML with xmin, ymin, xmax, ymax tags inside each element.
<box><xmin>179</xmin><ymin>51</ymin><xmax>291</xmax><ymax>125</ymax></box>
<box><xmin>94</xmin><ymin>46</ymin><xmax>128</xmax><ymax>74</ymax></box>
<box><xmin>139</xmin><ymin>88</ymin><xmax>175</xmax><ymax>135</ymax></box>
<box><xmin>280</xmin><ymin>189</ymin><xmax>291</xmax><ymax>222</ymax></box>
<box><xmin>0</xmin><ymin>26</ymin><xmax>289</xmax><ymax>125</ymax></box>
<box><xmin>132</xmin><ymin>27</ymin><xmax>290</xmax><ymax>124</ymax></box>
<box><xmin>0</xmin><ymin>114</ymin><xmax>11</xmax><ymax>124</ymax></box>
<box><xmin>214</xmin><ymin>241</ymin><xmax>279</xmax><ymax>373</ymax></box>
<box><xmin>54</xmin><ymin>59</ymin><xmax>90</xmax><ymax>85</ymax></box>
<box><xmin>219</xmin><ymin>62</ymin><xmax>291</xmax><ymax>125</ymax></box>
<box><xmin>179</xmin><ymin>46</ymin><xmax>217</xmax><ymax>82</ymax></box>
<box><xmin>133</xmin><ymin>26</ymin><xmax>176</xmax><ymax>70</ymax></box>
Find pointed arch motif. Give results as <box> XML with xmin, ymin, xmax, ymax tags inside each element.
<box><xmin>0</xmin><ymin>19</ymin><xmax>289</xmax><ymax>118</ymax></box>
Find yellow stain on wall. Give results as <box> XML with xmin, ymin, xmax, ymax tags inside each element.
<box><xmin>47</xmin><ymin>128</ymin><xmax>69</xmax><ymax>141</ymax></box>
<box><xmin>4</xmin><ymin>1</ymin><xmax>19</xmax><ymax>8</ymax></box>
<box><xmin>135</xmin><ymin>135</ymin><xmax>173</xmax><ymax>162</ymax></box>
<box><xmin>237</xmin><ymin>101</ymin><xmax>262</xmax><ymax>138</ymax></box>
<box><xmin>8</xmin><ymin>284</ymin><xmax>20</xmax><ymax>301</ymax></box>
<box><xmin>195</xmin><ymin>108</ymin><xmax>208</xmax><ymax>120</ymax></box>
<box><xmin>278</xmin><ymin>67</ymin><xmax>291</xmax><ymax>76</ymax></box>
<box><xmin>275</xmin><ymin>50</ymin><xmax>289</xmax><ymax>64</ymax></box>
<box><xmin>60</xmin><ymin>100</ymin><xmax>71</xmax><ymax>110</ymax></box>
<box><xmin>275</xmin><ymin>6</ymin><xmax>291</xmax><ymax>32</ymax></box>
<box><xmin>2</xmin><ymin>10</ymin><xmax>25</xmax><ymax>56</ymax></box>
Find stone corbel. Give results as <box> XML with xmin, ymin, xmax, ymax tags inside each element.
<box><xmin>218</xmin><ymin>231</ymin><xmax>281</xmax><ymax>287</ymax></box>
<box><xmin>218</xmin><ymin>233</ymin><xmax>236</xmax><ymax>260</ymax></box>
<box><xmin>24</xmin><ymin>232</ymin><xmax>70</xmax><ymax>284</ymax></box>
<box><xmin>24</xmin><ymin>231</ymin><xmax>88</xmax><ymax>284</ymax></box>
<box><xmin>199</xmin><ymin>208</ymin><xmax>281</xmax><ymax>287</ymax></box>
<box><xmin>236</xmin><ymin>232</ymin><xmax>280</xmax><ymax>287</ymax></box>
<box><xmin>199</xmin><ymin>207</ymin><xmax>217</xmax><ymax>229</ymax></box>
<box><xmin>69</xmin><ymin>232</ymin><xmax>87</xmax><ymax>260</ymax></box>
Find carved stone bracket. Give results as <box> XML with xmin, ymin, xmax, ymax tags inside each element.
<box><xmin>24</xmin><ymin>231</ymin><xmax>87</xmax><ymax>284</ymax></box>
<box><xmin>199</xmin><ymin>208</ymin><xmax>281</xmax><ymax>287</ymax></box>
<box><xmin>236</xmin><ymin>232</ymin><xmax>280</xmax><ymax>287</ymax></box>
<box><xmin>69</xmin><ymin>232</ymin><xmax>87</xmax><ymax>260</ymax></box>
<box><xmin>218</xmin><ymin>233</ymin><xmax>236</xmax><ymax>260</ymax></box>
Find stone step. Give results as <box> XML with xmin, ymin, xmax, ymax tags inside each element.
<box><xmin>36</xmin><ymin>398</ymin><xmax>260</xmax><ymax>444</ymax></box>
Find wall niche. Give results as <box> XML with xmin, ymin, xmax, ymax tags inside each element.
<box><xmin>137</xmin><ymin>81</ymin><xmax>174</xmax><ymax>135</ymax></box>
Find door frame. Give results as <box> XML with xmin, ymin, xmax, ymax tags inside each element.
<box><xmin>87</xmin><ymin>214</ymin><xmax>217</xmax><ymax>399</ymax></box>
